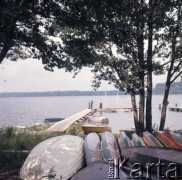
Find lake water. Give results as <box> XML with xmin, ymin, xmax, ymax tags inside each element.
<box><xmin>0</xmin><ymin>95</ymin><xmax>181</xmax><ymax>133</ymax></box>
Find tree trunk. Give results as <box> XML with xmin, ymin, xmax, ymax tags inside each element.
<box><xmin>0</xmin><ymin>44</ymin><xmax>11</xmax><ymax>64</ymax></box>
<box><xmin>131</xmin><ymin>93</ymin><xmax>141</xmax><ymax>135</ymax></box>
<box><xmin>159</xmin><ymin>30</ymin><xmax>177</xmax><ymax>130</ymax></box>
<box><xmin>136</xmin><ymin>12</ymin><xmax>145</xmax><ymax>133</ymax></box>
<box><xmin>146</xmin><ymin>0</ymin><xmax>153</xmax><ymax>133</ymax></box>
<box><xmin>138</xmin><ymin>32</ymin><xmax>145</xmax><ymax>133</ymax></box>
<box><xmin>139</xmin><ymin>93</ymin><xmax>145</xmax><ymax>132</ymax></box>
<box><xmin>159</xmin><ymin>83</ymin><xmax>170</xmax><ymax>131</ymax></box>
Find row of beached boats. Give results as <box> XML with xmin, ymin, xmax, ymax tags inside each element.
<box><xmin>20</xmin><ymin>130</ymin><xmax>182</xmax><ymax>179</ymax></box>
<box><xmin>73</xmin><ymin>130</ymin><xmax>182</xmax><ymax>179</ymax></box>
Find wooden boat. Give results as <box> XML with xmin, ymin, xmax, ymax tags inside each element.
<box><xmin>118</xmin><ymin>131</ymin><xmax>133</xmax><ymax>150</ymax></box>
<box><xmin>121</xmin><ymin>147</ymin><xmax>182</xmax><ymax>178</ymax></box>
<box><xmin>71</xmin><ymin>160</ymin><xmax>130</xmax><ymax>180</ymax></box>
<box><xmin>16</xmin><ymin>123</ymin><xmax>42</xmax><ymax>129</ymax></box>
<box><xmin>84</xmin><ymin>133</ymin><xmax>103</xmax><ymax>166</ymax></box>
<box><xmin>86</xmin><ymin>116</ymin><xmax>109</xmax><ymax>123</ymax></box>
<box><xmin>143</xmin><ymin>131</ymin><xmax>163</xmax><ymax>147</ymax></box>
<box><xmin>101</xmin><ymin>131</ymin><xmax>120</xmax><ymax>166</ymax></box>
<box><xmin>132</xmin><ymin>133</ymin><xmax>146</xmax><ymax>147</ymax></box>
<box><xmin>82</xmin><ymin>125</ymin><xmax>112</xmax><ymax>134</ymax></box>
<box><xmin>170</xmin><ymin>132</ymin><xmax>182</xmax><ymax>145</ymax></box>
<box><xmin>44</xmin><ymin>117</ymin><xmax>65</xmax><ymax>123</ymax></box>
<box><xmin>20</xmin><ymin>135</ymin><xmax>84</xmax><ymax>180</ymax></box>
<box><xmin>154</xmin><ymin>131</ymin><xmax>182</xmax><ymax>149</ymax></box>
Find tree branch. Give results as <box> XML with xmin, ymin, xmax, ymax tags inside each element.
<box><xmin>171</xmin><ymin>60</ymin><xmax>182</xmax><ymax>77</ymax></box>
<box><xmin>0</xmin><ymin>44</ymin><xmax>11</xmax><ymax>64</ymax></box>
<box><xmin>170</xmin><ymin>70</ymin><xmax>182</xmax><ymax>84</ymax></box>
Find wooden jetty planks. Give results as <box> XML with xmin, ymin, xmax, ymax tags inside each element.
<box><xmin>104</xmin><ymin>107</ymin><xmax>133</xmax><ymax>112</ymax></box>
<box><xmin>46</xmin><ymin>109</ymin><xmax>92</xmax><ymax>132</ymax></box>
<box><xmin>169</xmin><ymin>107</ymin><xmax>182</xmax><ymax>112</ymax></box>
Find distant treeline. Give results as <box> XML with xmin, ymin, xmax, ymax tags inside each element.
<box><xmin>0</xmin><ymin>82</ymin><xmax>181</xmax><ymax>97</ymax></box>
<box><xmin>0</xmin><ymin>90</ymin><xmax>126</xmax><ymax>97</ymax></box>
<box><xmin>153</xmin><ymin>81</ymin><xmax>182</xmax><ymax>94</ymax></box>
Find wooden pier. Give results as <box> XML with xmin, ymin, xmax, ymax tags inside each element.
<box><xmin>97</xmin><ymin>107</ymin><xmax>133</xmax><ymax>112</ymax></box>
<box><xmin>45</xmin><ymin>109</ymin><xmax>92</xmax><ymax>132</ymax></box>
<box><xmin>169</xmin><ymin>107</ymin><xmax>182</xmax><ymax>112</ymax></box>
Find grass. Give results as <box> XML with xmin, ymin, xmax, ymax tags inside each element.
<box><xmin>0</xmin><ymin>122</ymin><xmax>84</xmax><ymax>168</ymax></box>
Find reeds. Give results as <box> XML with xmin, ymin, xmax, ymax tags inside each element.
<box><xmin>0</xmin><ymin>123</ymin><xmax>84</xmax><ymax>168</ymax></box>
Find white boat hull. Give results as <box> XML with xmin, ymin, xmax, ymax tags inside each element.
<box><xmin>87</xmin><ymin>116</ymin><xmax>109</xmax><ymax>123</ymax></box>
<box><xmin>20</xmin><ymin>135</ymin><xmax>84</xmax><ymax>180</ymax></box>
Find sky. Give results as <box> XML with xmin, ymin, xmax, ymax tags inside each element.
<box><xmin>0</xmin><ymin>58</ymin><xmax>167</xmax><ymax>93</ymax></box>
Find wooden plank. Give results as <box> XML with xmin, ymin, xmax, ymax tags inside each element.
<box><xmin>169</xmin><ymin>107</ymin><xmax>182</xmax><ymax>112</ymax></box>
<box><xmin>46</xmin><ymin>109</ymin><xmax>92</xmax><ymax>132</ymax></box>
<box><xmin>104</xmin><ymin>107</ymin><xmax>133</xmax><ymax>112</ymax></box>
<box><xmin>82</xmin><ymin>125</ymin><xmax>112</xmax><ymax>134</ymax></box>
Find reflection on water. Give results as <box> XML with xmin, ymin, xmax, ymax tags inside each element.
<box><xmin>0</xmin><ymin>95</ymin><xmax>182</xmax><ymax>133</ymax></box>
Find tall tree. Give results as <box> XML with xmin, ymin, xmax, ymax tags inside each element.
<box><xmin>58</xmin><ymin>0</ymin><xmax>150</xmax><ymax>135</ymax></box>
<box><xmin>56</xmin><ymin>0</ymin><xmax>176</xmax><ymax>134</ymax></box>
<box><xmin>52</xmin><ymin>0</ymin><xmax>164</xmax><ymax>134</ymax></box>
<box><xmin>159</xmin><ymin>2</ymin><xmax>182</xmax><ymax>130</ymax></box>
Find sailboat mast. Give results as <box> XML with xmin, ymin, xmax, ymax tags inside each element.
<box><xmin>105</xmin><ymin>86</ymin><xmax>107</xmax><ymax>108</ymax></box>
<box><xmin>117</xmin><ymin>90</ymin><xmax>119</xmax><ymax>109</ymax></box>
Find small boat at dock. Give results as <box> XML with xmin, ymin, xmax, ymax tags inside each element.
<box><xmin>44</xmin><ymin>117</ymin><xmax>65</xmax><ymax>123</ymax></box>
<box><xmin>86</xmin><ymin>116</ymin><xmax>109</xmax><ymax>123</ymax></box>
<box><xmin>82</xmin><ymin>125</ymin><xmax>112</xmax><ymax>135</ymax></box>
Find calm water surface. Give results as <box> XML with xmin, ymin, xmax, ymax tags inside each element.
<box><xmin>0</xmin><ymin>95</ymin><xmax>181</xmax><ymax>133</ymax></box>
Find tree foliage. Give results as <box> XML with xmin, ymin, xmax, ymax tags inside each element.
<box><xmin>0</xmin><ymin>0</ymin><xmax>73</xmax><ymax>71</ymax></box>
<box><xmin>54</xmin><ymin>0</ymin><xmax>179</xmax><ymax>133</ymax></box>
<box><xmin>1</xmin><ymin>0</ymin><xmax>181</xmax><ymax>133</ymax></box>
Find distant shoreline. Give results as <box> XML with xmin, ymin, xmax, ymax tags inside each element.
<box><xmin>0</xmin><ymin>90</ymin><xmax>181</xmax><ymax>98</ymax></box>
<box><xmin>0</xmin><ymin>90</ymin><xmax>126</xmax><ymax>98</ymax></box>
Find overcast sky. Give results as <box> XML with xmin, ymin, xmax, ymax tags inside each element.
<box><xmin>0</xmin><ymin>59</ymin><xmax>166</xmax><ymax>92</ymax></box>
